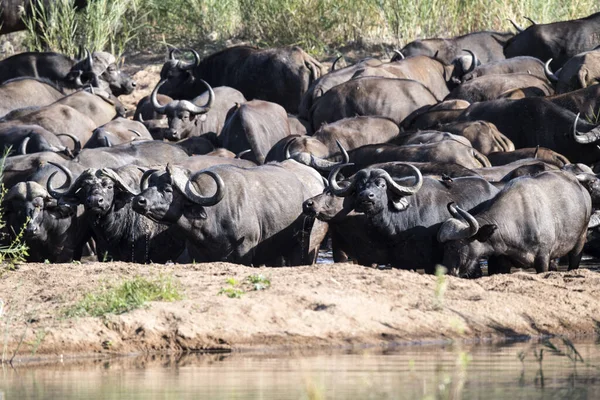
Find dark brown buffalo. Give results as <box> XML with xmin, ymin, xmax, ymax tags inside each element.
<box><xmin>309</xmin><ymin>77</ymin><xmax>438</xmax><ymax>131</ymax></box>
<box><xmin>445</xmin><ymin>73</ymin><xmax>553</xmax><ymax>102</ymax></box>
<box><xmin>401</xmin><ymin>100</ymin><xmax>470</xmax><ymax>130</ymax></box>
<box><xmin>298</xmin><ymin>57</ymin><xmax>382</xmax><ymax>117</ymax></box>
<box><xmin>437</xmin><ymin>121</ymin><xmax>515</xmax><ymax>154</ymax></box>
<box><xmin>350</xmin><ymin>55</ymin><xmax>475</xmax><ymax>100</ymax></box>
<box><xmin>2</xmin><ymin>180</ymin><xmax>89</xmax><ymax>262</ymax></box>
<box><xmin>455</xmin><ymin>97</ymin><xmax>600</xmax><ymax>164</ymax></box>
<box><xmin>159</xmin><ymin>46</ymin><xmax>324</xmax><ymax>113</ymax></box>
<box><xmin>546</xmin><ymin>84</ymin><xmax>600</xmax><ymax>120</ymax></box>
<box><xmin>310</xmin><ymin>141</ymin><xmax>490</xmax><ymax>175</ymax></box>
<box><xmin>401</xmin><ymin>31</ymin><xmax>513</xmax><ymax>64</ymax></box>
<box><xmin>0</xmin><ymin>78</ymin><xmax>64</xmax><ymax>118</ymax></box>
<box><xmin>85</xmin><ymin>118</ymin><xmax>152</xmax><ymax>149</ymax></box>
<box><xmin>504</xmin><ymin>12</ymin><xmax>600</xmax><ymax>70</ymax></box>
<box><xmin>219</xmin><ymin>100</ymin><xmax>291</xmax><ymax>164</ymax></box>
<box><xmin>544</xmin><ymin>50</ymin><xmax>600</xmax><ymax>93</ymax></box>
<box><xmin>462</xmin><ymin>56</ymin><xmax>546</xmax><ymax>81</ymax></box>
<box><xmin>298</xmin><ymin>57</ymin><xmax>383</xmax><ymax>120</ymax></box>
<box><xmin>486</xmin><ymin>147</ymin><xmax>570</xmax><ymax>167</ymax></box>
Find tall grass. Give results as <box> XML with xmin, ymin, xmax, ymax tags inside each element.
<box><xmin>0</xmin><ymin>149</ymin><xmax>29</xmax><ymax>270</ymax></box>
<box><xmin>21</xmin><ymin>0</ymin><xmax>600</xmax><ymax>56</ymax></box>
<box><xmin>22</xmin><ymin>0</ymin><xmax>144</xmax><ymax>57</ymax></box>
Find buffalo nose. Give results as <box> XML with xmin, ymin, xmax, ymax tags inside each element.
<box><xmin>359</xmin><ymin>191</ymin><xmax>375</xmax><ymax>201</ymax></box>
<box><xmin>86</xmin><ymin>197</ymin><xmax>104</xmax><ymax>207</ymax></box>
<box><xmin>305</xmin><ymin>199</ymin><xmax>314</xmax><ymax>207</ymax></box>
<box><xmin>135</xmin><ymin>197</ymin><xmax>148</xmax><ymax>211</ymax></box>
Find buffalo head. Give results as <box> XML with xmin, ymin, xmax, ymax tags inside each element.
<box><xmin>328</xmin><ymin>163</ymin><xmax>423</xmax><ymax>215</ymax></box>
<box><xmin>437</xmin><ymin>202</ymin><xmax>497</xmax><ymax>277</ymax></box>
<box><xmin>3</xmin><ymin>181</ymin><xmax>72</xmax><ymax>242</ymax></box>
<box><xmin>132</xmin><ymin>164</ymin><xmax>224</xmax><ymax>224</ymax></box>
<box><xmin>46</xmin><ymin>163</ymin><xmax>138</xmax><ymax>215</ymax></box>
<box><xmin>66</xmin><ymin>50</ymin><xmax>136</xmax><ymax>96</ymax></box>
<box><xmin>150</xmin><ymin>79</ymin><xmax>214</xmax><ymax>140</ymax></box>
<box><xmin>158</xmin><ymin>48</ymin><xmax>200</xmax><ymax>98</ymax></box>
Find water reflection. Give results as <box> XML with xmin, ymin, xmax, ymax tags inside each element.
<box><xmin>2</xmin><ymin>338</ymin><xmax>600</xmax><ymax>399</ymax></box>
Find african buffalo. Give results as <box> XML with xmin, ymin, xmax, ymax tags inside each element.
<box><xmin>159</xmin><ymin>46</ymin><xmax>324</xmax><ymax>113</ymax></box>
<box><xmin>400</xmin><ymin>31</ymin><xmax>513</xmax><ymax>64</ymax></box>
<box><xmin>47</xmin><ymin>164</ymin><xmax>186</xmax><ymax>263</ymax></box>
<box><xmin>151</xmin><ymin>79</ymin><xmax>246</xmax><ymax>143</ymax></box>
<box><xmin>326</xmin><ymin>163</ymin><xmax>499</xmax><ymax>272</ymax></box>
<box><xmin>544</xmin><ymin>50</ymin><xmax>600</xmax><ymax>93</ymax></box>
<box><xmin>462</xmin><ymin>56</ymin><xmax>546</xmax><ymax>82</ymax></box>
<box><xmin>438</xmin><ymin>171</ymin><xmax>591</xmax><ymax>276</ymax></box>
<box><xmin>445</xmin><ymin>73</ymin><xmax>553</xmax><ymax>102</ymax></box>
<box><xmin>298</xmin><ymin>57</ymin><xmax>382</xmax><ymax>120</ymax></box>
<box><xmin>504</xmin><ymin>12</ymin><xmax>600</xmax><ymax>70</ymax></box>
<box><xmin>456</xmin><ymin>97</ymin><xmax>600</xmax><ymax>164</ymax></box>
<box><xmin>219</xmin><ymin>100</ymin><xmax>291</xmax><ymax>164</ymax></box>
<box><xmin>132</xmin><ymin>161</ymin><xmax>326</xmax><ymax>266</ymax></box>
<box><xmin>309</xmin><ymin>77</ymin><xmax>438</xmax><ymax>131</ymax></box>
<box><xmin>2</xmin><ymin>180</ymin><xmax>89</xmax><ymax>262</ymax></box>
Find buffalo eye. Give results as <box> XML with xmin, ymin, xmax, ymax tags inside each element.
<box><xmin>163</xmin><ymin>186</ymin><xmax>173</xmax><ymax>193</ymax></box>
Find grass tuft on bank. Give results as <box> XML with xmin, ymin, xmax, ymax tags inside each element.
<box><xmin>20</xmin><ymin>0</ymin><xmax>600</xmax><ymax>57</ymax></box>
<box><xmin>65</xmin><ymin>275</ymin><xmax>183</xmax><ymax>318</ymax></box>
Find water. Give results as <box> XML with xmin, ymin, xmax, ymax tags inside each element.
<box><xmin>2</xmin><ymin>338</ymin><xmax>600</xmax><ymax>399</ymax></box>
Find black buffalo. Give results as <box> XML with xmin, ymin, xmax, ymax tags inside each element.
<box><xmin>438</xmin><ymin>171</ymin><xmax>591</xmax><ymax>276</ymax></box>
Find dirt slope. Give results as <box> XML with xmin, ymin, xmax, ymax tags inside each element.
<box><xmin>1</xmin><ymin>262</ymin><xmax>599</xmax><ymax>363</ymax></box>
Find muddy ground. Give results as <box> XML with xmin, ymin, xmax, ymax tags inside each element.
<box><xmin>1</xmin><ymin>261</ymin><xmax>599</xmax><ymax>364</ymax></box>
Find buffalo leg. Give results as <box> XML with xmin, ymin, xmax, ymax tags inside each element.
<box><xmin>568</xmin><ymin>231</ymin><xmax>587</xmax><ymax>271</ymax></box>
<box><xmin>487</xmin><ymin>255</ymin><xmax>513</xmax><ymax>275</ymax></box>
<box><xmin>533</xmin><ymin>254</ymin><xmax>550</xmax><ymax>273</ymax></box>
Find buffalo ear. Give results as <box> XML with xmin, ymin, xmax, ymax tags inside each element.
<box><xmin>184</xmin><ymin>206</ymin><xmax>207</xmax><ymax>220</ymax></box>
<box><xmin>475</xmin><ymin>224</ymin><xmax>497</xmax><ymax>242</ymax></box>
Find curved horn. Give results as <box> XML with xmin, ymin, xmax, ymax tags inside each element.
<box><xmin>327</xmin><ymin>163</ymin><xmax>357</xmax><ymax>197</ymax></box>
<box><xmin>308</xmin><ymin>140</ymin><xmax>351</xmax><ymax>170</ymax></box>
<box><xmin>331</xmin><ymin>55</ymin><xmax>343</xmax><ymax>71</ymax></box>
<box><xmin>180</xmin><ymin>49</ymin><xmax>200</xmax><ymax>70</ymax></box>
<box><xmin>392</xmin><ymin>50</ymin><xmax>405</xmax><ymax>61</ymax></box>
<box><xmin>573</xmin><ymin>113</ymin><xmax>600</xmax><ymax>144</ymax></box>
<box><xmin>98</xmin><ymin>168</ymin><xmax>138</xmax><ymax>195</ymax></box>
<box><xmin>129</xmin><ymin>129</ymin><xmax>142</xmax><ymax>137</ymax></box>
<box><xmin>461</xmin><ymin>49</ymin><xmax>478</xmax><ymax>73</ymax></box>
<box><xmin>507</xmin><ymin>18</ymin><xmax>524</xmax><ymax>33</ymax></box>
<box><xmin>103</xmin><ymin>136</ymin><xmax>112</xmax><ymax>147</ymax></box>
<box><xmin>172</xmin><ymin>168</ymin><xmax>225</xmax><ymax>206</ymax></box>
<box><xmin>437</xmin><ymin>203</ymin><xmax>480</xmax><ymax>242</ymax></box>
<box><xmin>137</xmin><ymin>113</ymin><xmax>145</xmax><ymax>123</ymax></box>
<box><xmin>151</xmin><ymin>79</ymin><xmax>168</xmax><ymax>114</ymax></box>
<box><xmin>236</xmin><ymin>149</ymin><xmax>252</xmax><ymax>159</ymax></box>
<box><xmin>72</xmin><ymin>70</ymin><xmax>84</xmax><ymax>87</ymax></box>
<box><xmin>140</xmin><ymin>169</ymin><xmax>158</xmax><ymax>191</ymax></box>
<box><xmin>46</xmin><ymin>162</ymin><xmax>76</xmax><ymax>199</ymax></box>
<box><xmin>284</xmin><ymin>137</ymin><xmax>297</xmax><ymax>159</ymax></box>
<box><xmin>182</xmin><ymin>80</ymin><xmax>214</xmax><ymax>114</ymax></box>
<box><xmin>378</xmin><ymin>164</ymin><xmax>423</xmax><ymax>197</ymax></box>
<box><xmin>544</xmin><ymin>59</ymin><xmax>558</xmax><ymax>82</ymax></box>
<box><xmin>57</xmin><ymin>133</ymin><xmax>82</xmax><ymax>154</ymax></box>
<box><xmin>19</xmin><ymin>137</ymin><xmax>30</xmax><ymax>155</ymax></box>
<box><xmin>169</xmin><ymin>47</ymin><xmax>179</xmax><ymax>60</ymax></box>
<box><xmin>524</xmin><ymin>16</ymin><xmax>537</xmax><ymax>25</ymax></box>
<box><xmin>85</xmin><ymin>48</ymin><xmax>93</xmax><ymax>70</ymax></box>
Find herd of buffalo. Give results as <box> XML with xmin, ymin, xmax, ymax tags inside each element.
<box><xmin>4</xmin><ymin>12</ymin><xmax>600</xmax><ymax>278</ymax></box>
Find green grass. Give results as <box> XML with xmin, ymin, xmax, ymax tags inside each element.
<box><xmin>21</xmin><ymin>0</ymin><xmax>600</xmax><ymax>57</ymax></box>
<box><xmin>65</xmin><ymin>275</ymin><xmax>183</xmax><ymax>318</ymax></box>
<box><xmin>218</xmin><ymin>274</ymin><xmax>272</xmax><ymax>299</ymax></box>
<box><xmin>0</xmin><ymin>148</ymin><xmax>28</xmax><ymax>271</ymax></box>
